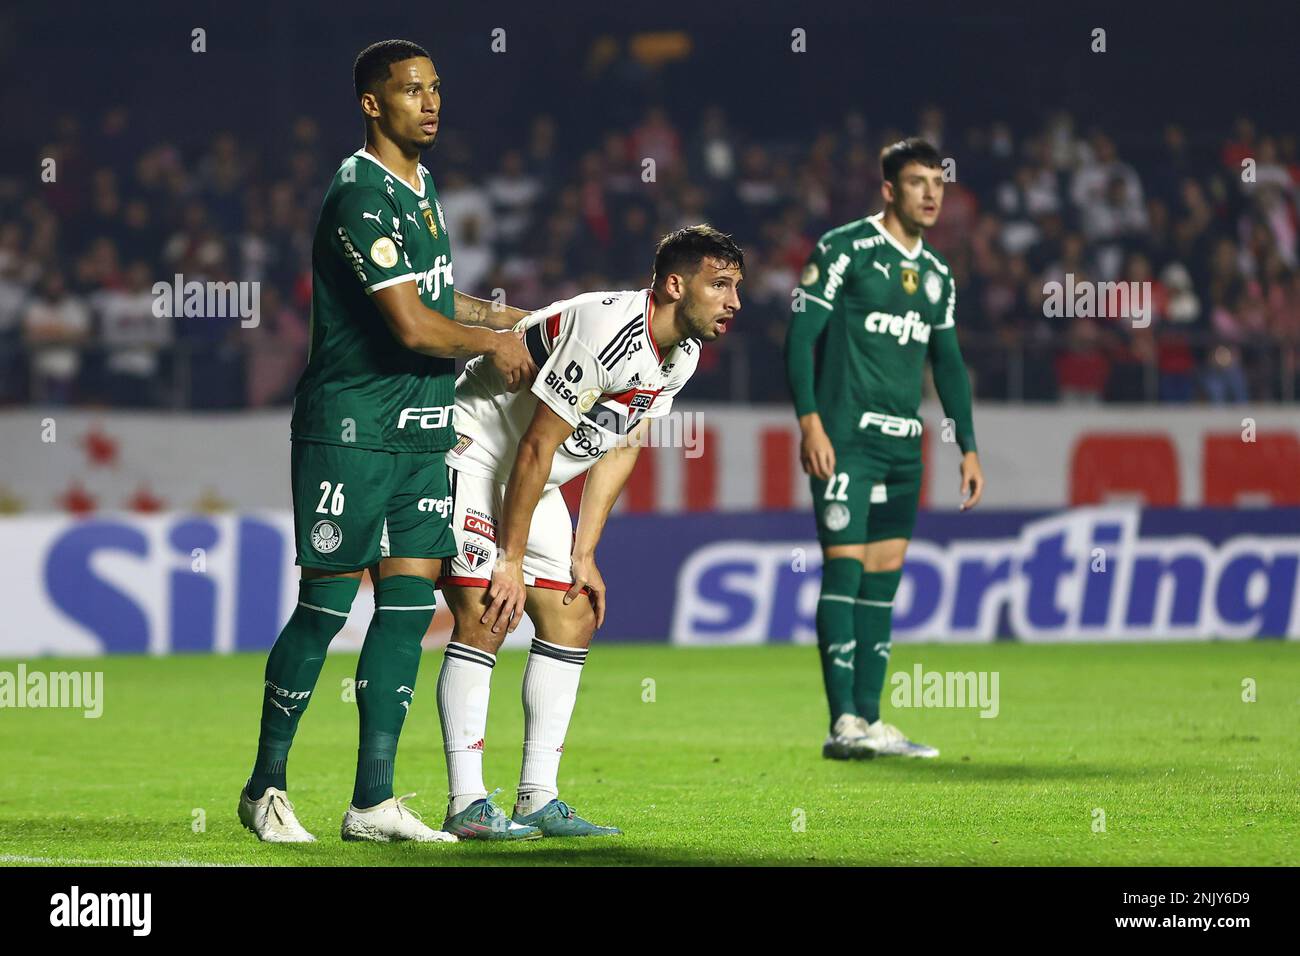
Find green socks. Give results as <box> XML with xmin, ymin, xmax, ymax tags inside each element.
<box><xmin>351</xmin><ymin>575</ymin><xmax>437</xmax><ymax>809</ymax></box>
<box><xmin>854</xmin><ymin>570</ymin><xmax>902</xmax><ymax>724</ymax></box>
<box><xmin>247</xmin><ymin>575</ymin><xmax>359</xmax><ymax>799</ymax></box>
<box><xmin>816</xmin><ymin>557</ymin><xmax>863</xmax><ymax>730</ymax></box>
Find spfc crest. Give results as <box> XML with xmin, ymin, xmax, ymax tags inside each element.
<box><xmin>900</xmin><ymin>263</ymin><xmax>919</xmax><ymax>295</ymax></box>
<box><xmin>421</xmin><ymin>207</ymin><xmax>438</xmax><ymax>239</ymax></box>
<box><xmin>463</xmin><ymin>540</ymin><xmax>491</xmax><ymax>571</ymax></box>
<box><xmin>626</xmin><ymin>390</ymin><xmax>657</xmax><ymax>427</ymax></box>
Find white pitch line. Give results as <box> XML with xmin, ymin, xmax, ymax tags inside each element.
<box><xmin>0</xmin><ymin>854</ymin><xmax>235</xmax><ymax>868</ymax></box>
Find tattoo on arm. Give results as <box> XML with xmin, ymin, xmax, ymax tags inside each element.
<box><xmin>453</xmin><ymin>290</ymin><xmax>527</xmax><ymax>331</ymax></box>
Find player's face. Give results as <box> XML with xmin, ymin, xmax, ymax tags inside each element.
<box><xmin>679</xmin><ymin>258</ymin><xmax>742</xmax><ymax>341</ymax></box>
<box><xmin>373</xmin><ymin>57</ymin><xmax>442</xmax><ymax>151</ymax></box>
<box><xmin>886</xmin><ymin>161</ymin><xmax>944</xmax><ymax>231</ymax></box>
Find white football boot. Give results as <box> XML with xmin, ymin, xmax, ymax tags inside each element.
<box><xmin>822</xmin><ymin>713</ymin><xmax>877</xmax><ymax>760</ymax></box>
<box><xmin>341</xmin><ymin>793</ymin><xmax>459</xmax><ymax>843</ymax></box>
<box><xmin>239</xmin><ymin>785</ymin><xmax>317</xmax><ymax>843</ymax></box>
<box><xmin>858</xmin><ymin>718</ymin><xmax>940</xmax><ymax>758</ymax></box>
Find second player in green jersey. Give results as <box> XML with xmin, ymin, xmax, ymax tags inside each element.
<box><xmin>785</xmin><ymin>138</ymin><xmax>986</xmax><ymax>762</ymax></box>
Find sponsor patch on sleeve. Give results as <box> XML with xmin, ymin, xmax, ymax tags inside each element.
<box><xmin>370</xmin><ymin>237</ymin><xmax>398</xmax><ymax>268</ymax></box>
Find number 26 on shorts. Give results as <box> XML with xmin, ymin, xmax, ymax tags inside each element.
<box><xmin>316</xmin><ymin>481</ymin><xmax>346</xmax><ymax>515</ymax></box>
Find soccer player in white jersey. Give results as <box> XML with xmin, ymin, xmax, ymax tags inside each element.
<box><xmin>434</xmin><ymin>225</ymin><xmax>743</xmax><ymax>838</ymax></box>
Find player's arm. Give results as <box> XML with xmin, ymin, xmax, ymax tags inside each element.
<box><xmin>452</xmin><ymin>289</ymin><xmax>530</xmax><ymax>331</ymax></box>
<box><xmin>567</xmin><ymin>419</ymin><xmax>649</xmax><ymax>629</ymax></box>
<box><xmin>927</xmin><ymin>280</ymin><xmax>984</xmax><ymax>510</ymax></box>
<box><xmin>332</xmin><ymin>185</ymin><xmax>535</xmax><ymax>386</ymax></box>
<box><xmin>785</xmin><ymin>241</ymin><xmax>839</xmax><ymax>480</ymax></box>
<box><xmin>481</xmin><ymin>400</ymin><xmax>572</xmax><ymax>634</ymax></box>
<box><xmin>372</xmin><ymin>282</ymin><xmax>534</xmax><ymax>389</ymax></box>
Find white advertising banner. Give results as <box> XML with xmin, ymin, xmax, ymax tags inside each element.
<box><xmin>1</xmin><ymin>406</ymin><xmax>1296</xmax><ymax>516</ymax></box>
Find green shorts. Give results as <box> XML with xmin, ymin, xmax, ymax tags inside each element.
<box><xmin>809</xmin><ymin>437</ymin><xmax>923</xmax><ymax>546</ymax></box>
<box><xmin>290</xmin><ymin>440</ymin><xmax>457</xmax><ymax>572</ymax></box>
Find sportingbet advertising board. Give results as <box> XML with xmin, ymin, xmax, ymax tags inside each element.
<box><xmin>0</xmin><ymin>506</ymin><xmax>1295</xmax><ymax>656</ymax></box>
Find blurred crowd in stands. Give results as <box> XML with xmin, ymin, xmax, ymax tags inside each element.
<box><xmin>3</xmin><ymin>102</ymin><xmax>1298</xmax><ymax>408</ymax></box>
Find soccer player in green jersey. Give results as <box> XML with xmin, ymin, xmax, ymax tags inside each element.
<box><xmin>238</xmin><ymin>39</ymin><xmax>535</xmax><ymax>843</ymax></box>
<box><xmin>785</xmin><ymin>138</ymin><xmax>985</xmax><ymax>760</ymax></box>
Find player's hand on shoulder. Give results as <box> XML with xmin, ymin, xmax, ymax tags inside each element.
<box><xmin>483</xmin><ymin>557</ymin><xmax>527</xmax><ymax>634</ymax></box>
<box><xmin>959</xmin><ymin>451</ymin><xmax>985</xmax><ymax>512</ymax></box>
<box><xmin>489</xmin><ymin>328</ymin><xmax>537</xmax><ymax>392</ymax></box>
<box><xmin>567</xmin><ymin>553</ymin><xmax>606</xmax><ymax>630</ymax></box>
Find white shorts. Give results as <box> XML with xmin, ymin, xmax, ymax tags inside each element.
<box><xmin>438</xmin><ymin>466</ymin><xmax>575</xmax><ymax>591</ymax></box>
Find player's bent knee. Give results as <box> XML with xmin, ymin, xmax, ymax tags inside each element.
<box><xmin>372</xmin><ymin>575</ymin><xmax>437</xmax><ymax>645</ymax></box>
<box><xmin>863</xmin><ymin>538</ymin><xmax>909</xmax><ymax>573</ymax></box>
<box><xmin>526</xmin><ymin>585</ymin><xmax>597</xmax><ymax>648</ymax></box>
<box><xmin>824</xmin><ymin>544</ymin><xmax>869</xmax><ymax>566</ymax></box>
<box><xmin>442</xmin><ymin>586</ymin><xmax>507</xmax><ymax>655</ymax></box>
<box><xmin>865</xmin><ymin>556</ymin><xmax>905</xmax><ymax>573</ymax></box>
<box><xmin>291</xmin><ymin>575</ymin><xmax>362</xmax><ymax>644</ymax></box>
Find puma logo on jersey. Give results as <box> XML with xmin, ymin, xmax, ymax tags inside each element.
<box><xmin>362</xmin><ymin>209</ymin><xmax>385</xmax><ymax>223</ymax></box>
<box><xmin>405</xmin><ymin>213</ymin><xmax>420</xmax><ymax>228</ymax></box>
<box><xmin>873</xmin><ymin>261</ymin><xmax>892</xmax><ymax>280</ymax></box>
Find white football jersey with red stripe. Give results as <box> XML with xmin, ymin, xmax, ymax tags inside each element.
<box><xmin>450</xmin><ymin>288</ymin><xmax>700</xmax><ymax>490</ymax></box>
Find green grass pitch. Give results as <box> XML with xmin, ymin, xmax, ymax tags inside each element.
<box><xmin>0</xmin><ymin>642</ymin><xmax>1295</xmax><ymax>866</ymax></box>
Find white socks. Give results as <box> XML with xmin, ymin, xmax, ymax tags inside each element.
<box><xmin>437</xmin><ymin>642</ymin><xmax>495</xmax><ymax>815</ymax></box>
<box><xmin>516</xmin><ymin>638</ymin><xmax>587</xmax><ymax>815</ymax></box>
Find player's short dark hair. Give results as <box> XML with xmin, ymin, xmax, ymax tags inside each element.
<box><xmin>652</xmin><ymin>224</ymin><xmax>744</xmax><ymax>286</ymax></box>
<box><xmin>354</xmin><ymin>40</ymin><xmax>432</xmax><ymax>99</ymax></box>
<box><xmin>880</xmin><ymin>138</ymin><xmax>943</xmax><ymax>185</ymax></box>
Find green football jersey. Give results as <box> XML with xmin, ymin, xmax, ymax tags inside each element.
<box><xmin>291</xmin><ymin>148</ymin><xmax>457</xmax><ymax>453</ymax></box>
<box><xmin>793</xmin><ymin>212</ymin><xmax>958</xmax><ymax>445</ymax></box>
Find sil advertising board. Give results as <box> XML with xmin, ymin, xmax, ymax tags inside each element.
<box><xmin>0</xmin><ymin>506</ymin><xmax>1296</xmax><ymax>657</ymax></box>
